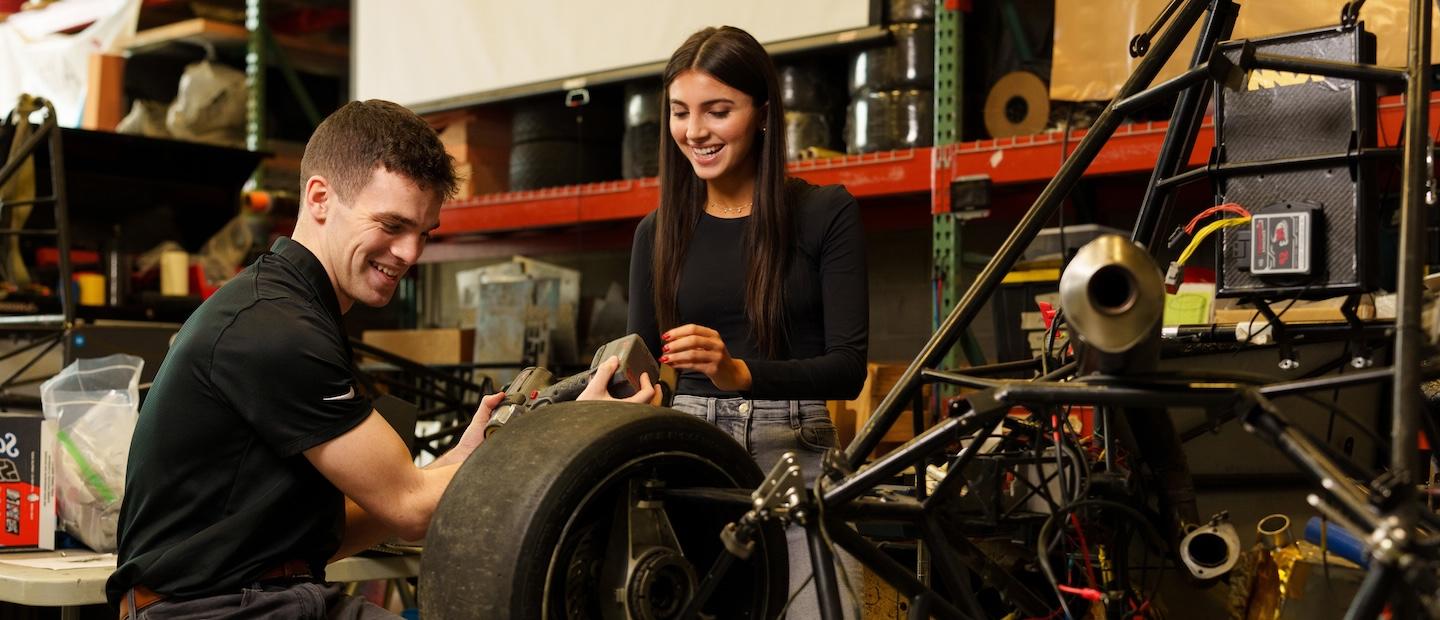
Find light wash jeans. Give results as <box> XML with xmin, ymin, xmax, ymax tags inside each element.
<box><xmin>670</xmin><ymin>395</ymin><xmax>859</xmax><ymax>620</ymax></box>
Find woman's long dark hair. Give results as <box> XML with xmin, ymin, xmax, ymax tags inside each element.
<box><xmin>653</xmin><ymin>26</ymin><xmax>790</xmax><ymax>356</ymax></box>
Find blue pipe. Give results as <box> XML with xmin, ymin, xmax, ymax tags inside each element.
<box><xmin>1304</xmin><ymin>516</ymin><xmax>1369</xmax><ymax>567</ymax></box>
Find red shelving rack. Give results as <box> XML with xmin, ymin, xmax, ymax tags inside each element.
<box><xmin>435</xmin><ymin>94</ymin><xmax>1440</xmax><ymax>238</ymax></box>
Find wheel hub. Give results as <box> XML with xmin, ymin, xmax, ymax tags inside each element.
<box><xmin>626</xmin><ymin>547</ymin><xmax>697</xmax><ymax>619</ymax></box>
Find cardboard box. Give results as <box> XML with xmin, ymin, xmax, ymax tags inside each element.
<box><xmin>361</xmin><ymin>329</ymin><xmax>476</xmax><ymax>365</ymax></box>
<box><xmin>830</xmin><ymin>363</ymin><xmax>932</xmax><ymax>453</ymax></box>
<box><xmin>1053</xmin><ymin>0</ymin><xmax>1440</xmax><ymax>102</ymax></box>
<box><xmin>0</xmin><ymin>414</ymin><xmax>55</xmax><ymax>551</ymax></box>
<box><xmin>428</xmin><ymin>108</ymin><xmax>510</xmax><ymax>197</ymax></box>
<box><xmin>860</xmin><ymin>565</ymin><xmax>905</xmax><ymax>619</ymax></box>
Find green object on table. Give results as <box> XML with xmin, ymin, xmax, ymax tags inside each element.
<box><xmin>1164</xmin><ymin>291</ymin><xmax>1211</xmax><ymax>326</ymax></box>
<box><xmin>57</xmin><ymin>429</ymin><xmax>116</xmax><ymax>504</ymax></box>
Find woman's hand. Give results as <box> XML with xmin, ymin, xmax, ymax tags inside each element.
<box><xmin>579</xmin><ymin>355</ymin><xmax>657</xmax><ymax>404</ymax></box>
<box><xmin>660</xmin><ymin>324</ymin><xmax>752</xmax><ymax>391</ymax></box>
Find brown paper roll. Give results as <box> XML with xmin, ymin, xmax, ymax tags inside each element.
<box><xmin>984</xmin><ymin>71</ymin><xmax>1050</xmax><ymax>139</ymax></box>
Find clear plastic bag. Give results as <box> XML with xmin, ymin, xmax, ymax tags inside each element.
<box><xmin>116</xmin><ymin>99</ymin><xmax>171</xmax><ymax>138</ymax></box>
<box><xmin>38</xmin><ymin>354</ymin><xmax>143</xmax><ymax>552</ymax></box>
<box><xmin>165</xmin><ymin>60</ymin><xmax>247</xmax><ymax>147</ymax></box>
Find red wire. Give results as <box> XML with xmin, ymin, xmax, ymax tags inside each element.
<box><xmin>1069</xmin><ymin>512</ymin><xmax>1099</xmax><ymax>588</ymax></box>
<box><xmin>1183</xmin><ymin>202</ymin><xmax>1252</xmax><ymax>234</ymax></box>
<box><xmin>1057</xmin><ymin>584</ymin><xmax>1104</xmax><ymax>602</ymax></box>
<box><xmin>1131</xmin><ymin>598</ymin><xmax>1152</xmax><ymax>618</ymax></box>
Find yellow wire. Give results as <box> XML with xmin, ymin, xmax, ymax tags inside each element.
<box><xmin>1177</xmin><ymin>216</ymin><xmax>1251</xmax><ymax>266</ymax></box>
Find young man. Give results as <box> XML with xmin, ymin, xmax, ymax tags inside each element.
<box><xmin>106</xmin><ymin>100</ymin><xmax>654</xmax><ymax>618</ymax></box>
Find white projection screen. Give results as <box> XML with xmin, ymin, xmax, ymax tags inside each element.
<box><xmin>354</xmin><ymin>0</ymin><xmax>875</xmax><ymax>112</ymax></box>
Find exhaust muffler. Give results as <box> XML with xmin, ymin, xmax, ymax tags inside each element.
<box><xmin>1058</xmin><ymin>234</ymin><xmax>1166</xmax><ymax>365</ymax></box>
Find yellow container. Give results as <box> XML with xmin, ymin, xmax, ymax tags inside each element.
<box><xmin>74</xmin><ymin>272</ymin><xmax>105</xmax><ymax>306</ymax></box>
<box><xmin>160</xmin><ymin>250</ymin><xmax>189</xmax><ymax>296</ymax></box>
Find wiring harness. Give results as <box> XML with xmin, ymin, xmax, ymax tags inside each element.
<box><xmin>1164</xmin><ymin>203</ymin><xmax>1253</xmax><ymax>293</ymax></box>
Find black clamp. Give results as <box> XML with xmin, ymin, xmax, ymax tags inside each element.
<box><xmin>1340</xmin><ymin>1</ymin><xmax>1366</xmax><ymax>28</ymax></box>
<box><xmin>1129</xmin><ymin>33</ymin><xmax>1152</xmax><ymax>59</ymax></box>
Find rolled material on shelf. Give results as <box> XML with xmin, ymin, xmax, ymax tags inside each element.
<box><xmin>889</xmin><ymin>0</ymin><xmax>935</xmax><ymax>23</ymax></box>
<box><xmin>849</xmin><ymin>24</ymin><xmax>934</xmax><ymax>95</ymax></box>
<box><xmin>620</xmin><ymin>81</ymin><xmax>663</xmax><ymax>179</ymax></box>
<box><xmin>622</xmin><ymin>123</ymin><xmax>660</xmax><ymax>179</ymax></box>
<box><xmin>845</xmin><ymin>89</ymin><xmax>933</xmax><ymax>154</ymax></box>
<box><xmin>984</xmin><ymin>70</ymin><xmax>1050</xmax><ymax>138</ymax></box>
<box><xmin>779</xmin><ymin>63</ymin><xmax>835</xmax><ymax>113</ymax></box>
<box><xmin>624</xmin><ymin>81</ymin><xmax>662</xmax><ymax>129</ymax></box>
<box><xmin>511</xmin><ymin>93</ymin><xmax>624</xmax><ymax>144</ymax></box>
<box><xmin>784</xmin><ymin>111</ymin><xmax>833</xmax><ymax>162</ymax></box>
<box><xmin>508</xmin><ymin>140</ymin><xmax>620</xmax><ymax>191</ymax></box>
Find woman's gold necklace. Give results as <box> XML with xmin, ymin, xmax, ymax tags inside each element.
<box><xmin>708</xmin><ymin>201</ymin><xmax>752</xmax><ymax>215</ymax></box>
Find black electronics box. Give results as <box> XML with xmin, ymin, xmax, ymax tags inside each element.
<box><xmin>1212</xmin><ymin>24</ymin><xmax>1378</xmax><ymax>298</ymax></box>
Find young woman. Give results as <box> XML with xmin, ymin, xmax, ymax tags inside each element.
<box><xmin>628</xmin><ymin>25</ymin><xmax>869</xmax><ymax>616</ymax></box>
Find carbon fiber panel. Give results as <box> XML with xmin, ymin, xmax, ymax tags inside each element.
<box><xmin>1212</xmin><ymin>25</ymin><xmax>1378</xmax><ymax>297</ymax></box>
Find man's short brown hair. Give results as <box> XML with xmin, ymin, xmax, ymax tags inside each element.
<box><xmin>300</xmin><ymin>100</ymin><xmax>457</xmax><ymax>202</ymax></box>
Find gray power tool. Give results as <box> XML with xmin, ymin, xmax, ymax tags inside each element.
<box><xmin>483</xmin><ymin>333</ymin><xmax>659</xmax><ymax>437</ymax></box>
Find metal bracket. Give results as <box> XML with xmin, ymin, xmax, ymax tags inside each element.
<box><xmin>1341</xmin><ymin>294</ymin><xmax>1374</xmax><ymax>368</ymax></box>
<box><xmin>565</xmin><ymin>88</ymin><xmax>591</xmax><ymax>108</ymax></box>
<box><xmin>1252</xmin><ymin>299</ymin><xmax>1298</xmax><ymax>369</ymax></box>
<box><xmin>820</xmin><ymin>447</ymin><xmax>854</xmax><ymax>482</ymax></box>
<box><xmin>715</xmin><ymin>452</ymin><xmax>808</xmax><ymax>563</ymax></box>
<box><xmin>751</xmin><ymin>452</ymin><xmax>806</xmax><ymax>520</ymax></box>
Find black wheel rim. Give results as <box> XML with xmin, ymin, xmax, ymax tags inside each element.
<box><xmin>541</xmin><ymin>451</ymin><xmax>777</xmax><ymax>620</ymax></box>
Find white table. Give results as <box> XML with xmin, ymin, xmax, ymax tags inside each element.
<box><xmin>0</xmin><ymin>550</ymin><xmax>421</xmax><ymax>619</ymax></box>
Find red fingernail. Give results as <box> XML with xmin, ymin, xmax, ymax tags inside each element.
<box><xmin>660</xmin><ymin>355</ymin><xmax>669</xmax><ymax>363</ymax></box>
<box><xmin>662</xmin><ymin>332</ymin><xmax>671</xmax><ymax>341</ymax></box>
<box><xmin>662</xmin><ymin>344</ymin><xmax>670</xmax><ymax>352</ymax></box>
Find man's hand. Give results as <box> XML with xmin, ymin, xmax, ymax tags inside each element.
<box><xmin>660</xmin><ymin>324</ymin><xmax>752</xmax><ymax>391</ymax></box>
<box><xmin>579</xmin><ymin>355</ymin><xmax>656</xmax><ymax>403</ymax></box>
<box><xmin>429</xmin><ymin>391</ymin><xmax>504</xmax><ymax>469</ymax></box>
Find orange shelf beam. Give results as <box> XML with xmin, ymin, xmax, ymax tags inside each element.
<box><xmin>933</xmin><ymin>93</ymin><xmax>1440</xmax><ymax>214</ymax></box>
<box><xmin>437</xmin><ymin>147</ymin><xmax>932</xmax><ymax>237</ymax></box>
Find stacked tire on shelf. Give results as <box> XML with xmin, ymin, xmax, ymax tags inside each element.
<box><xmin>508</xmin><ymin>92</ymin><xmax>623</xmax><ymax>190</ymax></box>
<box><xmin>846</xmin><ymin>0</ymin><xmax>935</xmax><ymax>154</ymax></box>
<box><xmin>622</xmin><ymin>81</ymin><xmax>661</xmax><ymax>179</ymax></box>
<box><xmin>779</xmin><ymin>62</ymin><xmax>842</xmax><ymax>161</ymax></box>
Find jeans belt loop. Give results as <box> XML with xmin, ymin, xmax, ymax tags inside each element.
<box><xmin>789</xmin><ymin>399</ymin><xmax>801</xmax><ymax>429</ymax></box>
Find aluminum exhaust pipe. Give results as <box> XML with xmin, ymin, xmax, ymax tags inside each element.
<box><xmin>1059</xmin><ymin>234</ymin><xmax>1166</xmax><ymax>360</ymax></box>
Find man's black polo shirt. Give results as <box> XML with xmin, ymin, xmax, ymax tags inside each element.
<box><xmin>107</xmin><ymin>237</ymin><xmax>373</xmax><ymax>604</ymax></box>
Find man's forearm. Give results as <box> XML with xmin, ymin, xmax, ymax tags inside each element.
<box><xmin>331</xmin><ymin>498</ymin><xmax>395</xmax><ymax>561</ymax></box>
<box><xmin>426</xmin><ymin>446</ymin><xmax>465</xmax><ymax>469</ymax></box>
<box><xmin>332</xmin><ymin>461</ymin><xmax>463</xmax><ymax>561</ymax></box>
